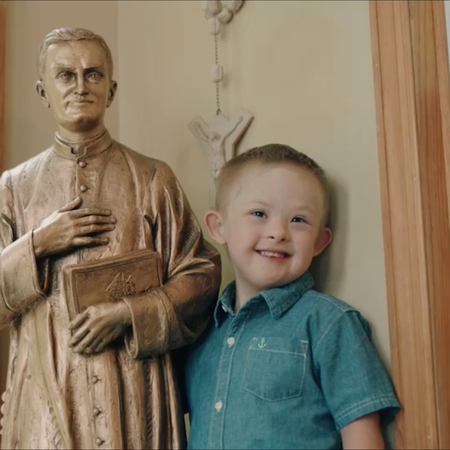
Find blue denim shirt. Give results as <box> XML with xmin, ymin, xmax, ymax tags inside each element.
<box><xmin>184</xmin><ymin>272</ymin><xmax>400</xmax><ymax>450</ymax></box>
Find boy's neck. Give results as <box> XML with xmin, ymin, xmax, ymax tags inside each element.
<box><xmin>233</xmin><ymin>284</ymin><xmax>256</xmax><ymax>314</ymax></box>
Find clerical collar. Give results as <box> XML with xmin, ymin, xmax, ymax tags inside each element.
<box><xmin>52</xmin><ymin>130</ymin><xmax>113</xmax><ymax>159</ymax></box>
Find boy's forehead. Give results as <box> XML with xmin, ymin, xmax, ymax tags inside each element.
<box><xmin>223</xmin><ymin>161</ymin><xmax>323</xmax><ymax>207</ymax></box>
<box><xmin>236</xmin><ymin>161</ymin><xmax>316</xmax><ymax>191</ymax></box>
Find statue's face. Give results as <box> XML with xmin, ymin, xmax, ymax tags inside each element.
<box><xmin>38</xmin><ymin>40</ymin><xmax>116</xmax><ymax>134</ymax></box>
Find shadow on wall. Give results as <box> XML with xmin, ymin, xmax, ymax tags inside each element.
<box><xmin>310</xmin><ymin>176</ymin><xmax>349</xmax><ymax>295</ymax></box>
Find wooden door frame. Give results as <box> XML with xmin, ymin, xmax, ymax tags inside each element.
<box><xmin>370</xmin><ymin>1</ymin><xmax>450</xmax><ymax>448</ymax></box>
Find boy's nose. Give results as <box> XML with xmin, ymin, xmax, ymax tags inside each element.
<box><xmin>267</xmin><ymin>221</ymin><xmax>289</xmax><ymax>241</ymax></box>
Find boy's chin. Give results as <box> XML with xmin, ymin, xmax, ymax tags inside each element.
<box><xmin>259</xmin><ymin>273</ymin><xmax>307</xmax><ymax>291</ymax></box>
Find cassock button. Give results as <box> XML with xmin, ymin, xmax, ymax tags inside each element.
<box><xmin>93</xmin><ymin>407</ymin><xmax>102</xmax><ymax>417</ymax></box>
<box><xmin>78</xmin><ymin>161</ymin><xmax>87</xmax><ymax>168</ymax></box>
<box><xmin>80</xmin><ymin>185</ymin><xmax>88</xmax><ymax>192</ymax></box>
<box><xmin>95</xmin><ymin>437</ymin><xmax>104</xmax><ymax>446</ymax></box>
<box><xmin>92</xmin><ymin>375</ymin><xmax>100</xmax><ymax>384</ymax></box>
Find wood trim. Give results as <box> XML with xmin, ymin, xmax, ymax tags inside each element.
<box><xmin>370</xmin><ymin>1</ymin><xmax>450</xmax><ymax>448</ymax></box>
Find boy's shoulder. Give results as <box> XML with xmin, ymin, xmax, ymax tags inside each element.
<box><xmin>278</xmin><ymin>285</ymin><xmax>370</xmax><ymax>345</ymax></box>
<box><xmin>299</xmin><ymin>288</ymin><xmax>359</xmax><ymax>315</ymax></box>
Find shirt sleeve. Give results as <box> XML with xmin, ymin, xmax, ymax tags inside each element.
<box><xmin>0</xmin><ymin>172</ymin><xmax>49</xmax><ymax>329</ymax></box>
<box><xmin>123</xmin><ymin>161</ymin><xmax>221</xmax><ymax>359</ymax></box>
<box><xmin>314</xmin><ymin>310</ymin><xmax>400</xmax><ymax>430</ymax></box>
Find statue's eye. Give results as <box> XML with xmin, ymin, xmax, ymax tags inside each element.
<box><xmin>58</xmin><ymin>72</ymin><xmax>74</xmax><ymax>81</ymax></box>
<box><xmin>87</xmin><ymin>72</ymin><xmax>103</xmax><ymax>81</ymax></box>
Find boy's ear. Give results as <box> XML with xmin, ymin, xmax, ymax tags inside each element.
<box><xmin>204</xmin><ymin>210</ymin><xmax>226</xmax><ymax>245</ymax></box>
<box><xmin>313</xmin><ymin>227</ymin><xmax>332</xmax><ymax>256</ymax></box>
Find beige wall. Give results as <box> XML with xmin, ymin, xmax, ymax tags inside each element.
<box><xmin>117</xmin><ymin>0</ymin><xmax>390</xmax><ymax>364</ymax></box>
<box><xmin>2</xmin><ymin>0</ymin><xmax>392</xmax><ymax>437</ymax></box>
<box><xmin>1</xmin><ymin>0</ymin><xmax>118</xmax><ymax>399</ymax></box>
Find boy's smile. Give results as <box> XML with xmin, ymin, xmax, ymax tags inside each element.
<box><xmin>205</xmin><ymin>162</ymin><xmax>332</xmax><ymax>309</ymax></box>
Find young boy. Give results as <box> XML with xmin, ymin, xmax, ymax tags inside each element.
<box><xmin>183</xmin><ymin>144</ymin><xmax>400</xmax><ymax>449</ymax></box>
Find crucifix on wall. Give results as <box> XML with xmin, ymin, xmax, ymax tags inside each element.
<box><xmin>189</xmin><ymin>0</ymin><xmax>253</xmax><ymax>208</ymax></box>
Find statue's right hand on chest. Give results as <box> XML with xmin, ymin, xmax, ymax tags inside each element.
<box><xmin>33</xmin><ymin>196</ymin><xmax>117</xmax><ymax>258</ymax></box>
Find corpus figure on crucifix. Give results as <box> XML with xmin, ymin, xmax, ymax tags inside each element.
<box><xmin>189</xmin><ymin>109</ymin><xmax>253</xmax><ymax>207</ymax></box>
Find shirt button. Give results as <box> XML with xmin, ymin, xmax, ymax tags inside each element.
<box><xmin>227</xmin><ymin>337</ymin><xmax>235</xmax><ymax>347</ymax></box>
<box><xmin>78</xmin><ymin>161</ymin><xmax>87</xmax><ymax>168</ymax></box>
<box><xmin>92</xmin><ymin>375</ymin><xmax>100</xmax><ymax>384</ymax></box>
<box><xmin>95</xmin><ymin>437</ymin><xmax>104</xmax><ymax>446</ymax></box>
<box><xmin>80</xmin><ymin>185</ymin><xmax>88</xmax><ymax>192</ymax></box>
<box><xmin>93</xmin><ymin>407</ymin><xmax>102</xmax><ymax>417</ymax></box>
<box><xmin>214</xmin><ymin>400</ymin><xmax>223</xmax><ymax>411</ymax></box>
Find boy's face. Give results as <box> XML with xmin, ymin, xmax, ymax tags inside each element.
<box><xmin>205</xmin><ymin>162</ymin><xmax>332</xmax><ymax>301</ymax></box>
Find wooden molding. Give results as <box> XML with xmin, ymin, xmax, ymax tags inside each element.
<box><xmin>370</xmin><ymin>1</ymin><xmax>450</xmax><ymax>448</ymax></box>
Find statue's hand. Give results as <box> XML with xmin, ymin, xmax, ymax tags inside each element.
<box><xmin>33</xmin><ymin>197</ymin><xmax>116</xmax><ymax>258</ymax></box>
<box><xmin>68</xmin><ymin>301</ymin><xmax>132</xmax><ymax>355</ymax></box>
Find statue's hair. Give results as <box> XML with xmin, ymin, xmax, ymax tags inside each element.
<box><xmin>216</xmin><ymin>143</ymin><xmax>330</xmax><ymax>227</ymax></box>
<box><xmin>37</xmin><ymin>28</ymin><xmax>113</xmax><ymax>79</ymax></box>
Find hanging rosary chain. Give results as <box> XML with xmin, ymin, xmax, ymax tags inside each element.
<box><xmin>215</xmin><ymin>34</ymin><xmax>221</xmax><ymax>115</ymax></box>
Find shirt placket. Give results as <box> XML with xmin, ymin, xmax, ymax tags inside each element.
<box><xmin>208</xmin><ymin>308</ymin><xmax>251</xmax><ymax>449</ymax></box>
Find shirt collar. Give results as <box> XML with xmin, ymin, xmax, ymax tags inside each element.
<box><xmin>214</xmin><ymin>272</ymin><xmax>315</xmax><ymax>327</ymax></box>
<box><xmin>52</xmin><ymin>130</ymin><xmax>113</xmax><ymax>159</ymax></box>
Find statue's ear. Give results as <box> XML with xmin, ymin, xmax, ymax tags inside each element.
<box><xmin>36</xmin><ymin>80</ymin><xmax>50</xmax><ymax>108</ymax></box>
<box><xmin>107</xmin><ymin>80</ymin><xmax>118</xmax><ymax>108</ymax></box>
<box><xmin>204</xmin><ymin>210</ymin><xmax>227</xmax><ymax>245</ymax></box>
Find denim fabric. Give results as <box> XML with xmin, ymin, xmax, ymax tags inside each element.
<box><xmin>184</xmin><ymin>272</ymin><xmax>400</xmax><ymax>450</ymax></box>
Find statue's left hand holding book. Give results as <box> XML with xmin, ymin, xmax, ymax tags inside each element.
<box><xmin>63</xmin><ymin>249</ymin><xmax>162</xmax><ymax>321</ymax></box>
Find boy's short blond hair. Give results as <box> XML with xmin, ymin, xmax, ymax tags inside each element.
<box><xmin>216</xmin><ymin>144</ymin><xmax>330</xmax><ymax>227</ymax></box>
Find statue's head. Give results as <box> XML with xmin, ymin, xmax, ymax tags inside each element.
<box><xmin>35</xmin><ymin>28</ymin><xmax>117</xmax><ymax>138</ymax></box>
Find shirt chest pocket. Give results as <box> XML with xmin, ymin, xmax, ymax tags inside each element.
<box><xmin>242</xmin><ymin>337</ymin><xmax>308</xmax><ymax>402</ymax></box>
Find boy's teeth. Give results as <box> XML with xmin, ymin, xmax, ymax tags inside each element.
<box><xmin>260</xmin><ymin>251</ymin><xmax>285</xmax><ymax>257</ymax></box>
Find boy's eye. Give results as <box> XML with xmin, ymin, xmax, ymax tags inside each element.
<box><xmin>251</xmin><ymin>211</ymin><xmax>266</xmax><ymax>218</ymax></box>
<box><xmin>292</xmin><ymin>216</ymin><xmax>306</xmax><ymax>223</ymax></box>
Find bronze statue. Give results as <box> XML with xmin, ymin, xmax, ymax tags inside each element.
<box><xmin>0</xmin><ymin>28</ymin><xmax>220</xmax><ymax>449</ymax></box>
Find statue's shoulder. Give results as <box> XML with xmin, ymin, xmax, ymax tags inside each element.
<box><xmin>113</xmin><ymin>141</ymin><xmax>170</xmax><ymax>174</ymax></box>
<box><xmin>3</xmin><ymin>148</ymin><xmax>52</xmax><ymax>183</ymax></box>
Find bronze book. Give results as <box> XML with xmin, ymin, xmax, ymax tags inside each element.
<box><xmin>63</xmin><ymin>250</ymin><xmax>162</xmax><ymax>320</ymax></box>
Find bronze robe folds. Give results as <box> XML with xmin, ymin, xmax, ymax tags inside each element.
<box><xmin>0</xmin><ymin>132</ymin><xmax>221</xmax><ymax>449</ymax></box>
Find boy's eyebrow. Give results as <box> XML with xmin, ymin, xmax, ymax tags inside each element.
<box><xmin>249</xmin><ymin>199</ymin><xmax>314</xmax><ymax>209</ymax></box>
